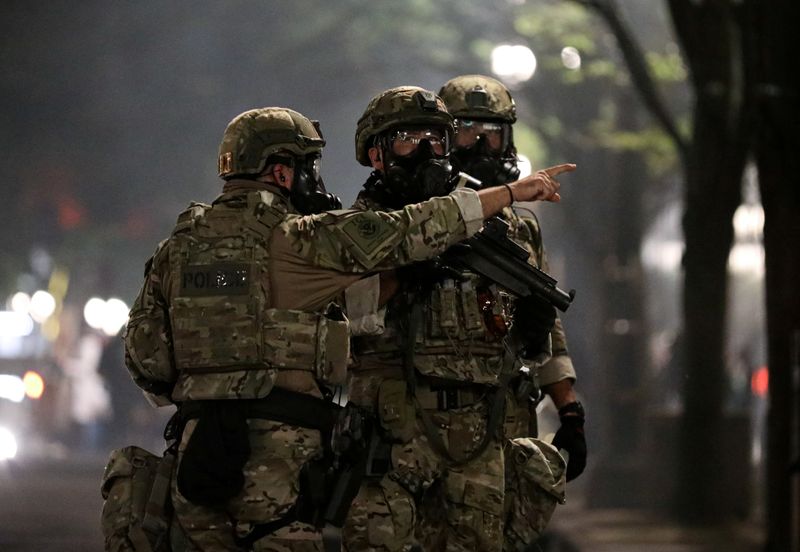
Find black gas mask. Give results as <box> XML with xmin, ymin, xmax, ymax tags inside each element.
<box><xmin>376</xmin><ymin>129</ymin><xmax>454</xmax><ymax>208</ymax></box>
<box><xmin>277</xmin><ymin>153</ymin><xmax>342</xmax><ymax>215</ymax></box>
<box><xmin>451</xmin><ymin>134</ymin><xmax>520</xmax><ymax>187</ymax></box>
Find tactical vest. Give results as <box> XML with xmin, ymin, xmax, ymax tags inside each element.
<box><xmin>350</xmin><ymin>198</ymin><xmax>542</xmax><ymax>386</ymax></box>
<box><xmin>162</xmin><ymin>189</ymin><xmax>347</xmax><ymax>401</ymax></box>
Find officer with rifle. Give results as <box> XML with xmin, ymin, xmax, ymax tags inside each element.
<box><xmin>107</xmin><ymin>105</ymin><xmax>571</xmax><ymax>552</ymax></box>
<box><xmin>341</xmin><ymin>86</ymin><xmax>575</xmax><ymax>552</ymax></box>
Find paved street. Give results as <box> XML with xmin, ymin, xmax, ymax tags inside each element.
<box><xmin>0</xmin><ymin>452</ymin><xmax>106</xmax><ymax>552</ymax></box>
<box><xmin>0</xmin><ymin>449</ymin><xmax>767</xmax><ymax>552</ymax></box>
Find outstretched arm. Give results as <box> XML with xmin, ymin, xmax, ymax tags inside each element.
<box><xmin>478</xmin><ymin>164</ymin><xmax>575</xmax><ymax>218</ymax></box>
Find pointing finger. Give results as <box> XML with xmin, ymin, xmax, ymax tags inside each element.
<box><xmin>542</xmin><ymin>163</ymin><xmax>577</xmax><ymax>177</ymax></box>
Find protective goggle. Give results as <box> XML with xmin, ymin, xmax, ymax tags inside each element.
<box><xmin>453</xmin><ymin>119</ymin><xmax>508</xmax><ymax>153</ymax></box>
<box><xmin>306</xmin><ymin>153</ymin><xmax>322</xmax><ymax>181</ymax></box>
<box><xmin>387</xmin><ymin>128</ymin><xmax>449</xmax><ymax>158</ymax></box>
<box><xmin>270</xmin><ymin>152</ymin><xmax>322</xmax><ymax>180</ymax></box>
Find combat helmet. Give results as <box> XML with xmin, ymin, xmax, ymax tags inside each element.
<box><xmin>439</xmin><ymin>75</ymin><xmax>517</xmax><ymax>123</ymax></box>
<box><xmin>355</xmin><ymin>86</ymin><xmax>454</xmax><ymax>167</ymax></box>
<box><xmin>218</xmin><ymin>107</ymin><xmax>325</xmax><ymax>179</ymax></box>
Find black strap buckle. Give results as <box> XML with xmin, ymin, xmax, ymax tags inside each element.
<box><xmin>436</xmin><ymin>389</ymin><xmax>460</xmax><ymax>410</ymax></box>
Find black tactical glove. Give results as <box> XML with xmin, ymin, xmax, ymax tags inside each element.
<box><xmin>512</xmin><ymin>294</ymin><xmax>557</xmax><ymax>354</ymax></box>
<box><xmin>551</xmin><ymin>401</ymin><xmax>587</xmax><ymax>482</ymax></box>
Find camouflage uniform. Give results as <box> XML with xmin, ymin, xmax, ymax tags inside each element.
<box><xmin>440</xmin><ymin>75</ymin><xmax>578</xmax><ymax>550</ymax></box>
<box><xmin>340</xmin><ymin>86</ymin><xmax>567</xmax><ymax>552</ymax></box>
<box><xmin>122</xmin><ymin>107</ymin><xmax>485</xmax><ymax>551</ymax></box>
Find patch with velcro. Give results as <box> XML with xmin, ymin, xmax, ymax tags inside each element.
<box><xmin>340</xmin><ymin>211</ymin><xmax>396</xmax><ymax>258</ymax></box>
<box><xmin>179</xmin><ymin>263</ymin><xmax>250</xmax><ymax>296</ymax></box>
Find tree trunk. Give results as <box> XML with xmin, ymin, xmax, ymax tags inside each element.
<box><xmin>668</xmin><ymin>0</ymin><xmax>753</xmax><ymax>521</ymax></box>
<box><xmin>750</xmin><ymin>0</ymin><xmax>800</xmax><ymax>548</ymax></box>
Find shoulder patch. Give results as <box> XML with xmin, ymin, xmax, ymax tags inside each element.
<box><xmin>340</xmin><ymin>211</ymin><xmax>397</xmax><ymax>257</ymax></box>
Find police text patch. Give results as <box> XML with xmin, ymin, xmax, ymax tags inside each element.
<box><xmin>180</xmin><ymin>263</ymin><xmax>250</xmax><ymax>296</ymax></box>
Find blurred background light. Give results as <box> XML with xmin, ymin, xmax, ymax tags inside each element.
<box><xmin>0</xmin><ymin>426</ymin><xmax>19</xmax><ymax>460</ymax></box>
<box><xmin>102</xmin><ymin>298</ymin><xmax>130</xmax><ymax>336</ymax></box>
<box><xmin>29</xmin><ymin>290</ymin><xmax>56</xmax><ymax>323</ymax></box>
<box><xmin>732</xmin><ymin>203</ymin><xmax>765</xmax><ymax>241</ymax></box>
<box><xmin>491</xmin><ymin>44</ymin><xmax>537</xmax><ymax>84</ymax></box>
<box><xmin>641</xmin><ymin>239</ymin><xmax>684</xmax><ymax>272</ymax></box>
<box><xmin>84</xmin><ymin>297</ymin><xmax>130</xmax><ymax>336</ymax></box>
<box><xmin>0</xmin><ymin>311</ymin><xmax>34</xmax><ymax>338</ymax></box>
<box><xmin>83</xmin><ymin>297</ymin><xmax>108</xmax><ymax>330</ymax></box>
<box><xmin>0</xmin><ymin>374</ymin><xmax>26</xmax><ymax>403</ymax></box>
<box><xmin>728</xmin><ymin>243</ymin><xmax>765</xmax><ymax>276</ymax></box>
<box><xmin>516</xmin><ymin>153</ymin><xmax>532</xmax><ymax>179</ymax></box>
<box><xmin>10</xmin><ymin>292</ymin><xmax>31</xmax><ymax>314</ymax></box>
<box><xmin>750</xmin><ymin>365</ymin><xmax>768</xmax><ymax>397</ymax></box>
<box><xmin>561</xmin><ymin>46</ymin><xmax>582</xmax><ymax>70</ymax></box>
<box><xmin>23</xmin><ymin>371</ymin><xmax>45</xmax><ymax>400</ymax></box>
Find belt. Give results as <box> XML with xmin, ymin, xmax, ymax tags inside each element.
<box><xmin>414</xmin><ymin>385</ymin><xmax>488</xmax><ymax>411</ymax></box>
<box><xmin>179</xmin><ymin>386</ymin><xmax>341</xmax><ymax>435</ymax></box>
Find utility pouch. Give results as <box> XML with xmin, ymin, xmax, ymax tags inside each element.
<box><xmin>100</xmin><ymin>446</ymin><xmax>174</xmax><ymax>552</ymax></box>
<box><xmin>459</xmin><ymin>280</ymin><xmax>484</xmax><ymax>336</ymax></box>
<box><xmin>503</xmin><ymin>437</ymin><xmax>567</xmax><ymax>550</ymax></box>
<box><xmin>428</xmin><ymin>280</ymin><xmax>458</xmax><ymax>338</ymax></box>
<box><xmin>316</xmin><ymin>303</ymin><xmax>350</xmax><ymax>386</ymax></box>
<box><xmin>176</xmin><ymin>402</ymin><xmax>250</xmax><ymax>507</ymax></box>
<box><xmin>377</xmin><ymin>379</ymin><xmax>416</xmax><ymax>443</ymax></box>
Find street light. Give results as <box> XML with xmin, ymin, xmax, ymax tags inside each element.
<box><xmin>29</xmin><ymin>290</ymin><xmax>56</xmax><ymax>323</ymax></box>
<box><xmin>9</xmin><ymin>292</ymin><xmax>31</xmax><ymax>314</ymax></box>
<box><xmin>0</xmin><ymin>312</ymin><xmax>34</xmax><ymax>338</ymax></box>
<box><xmin>0</xmin><ymin>426</ymin><xmax>18</xmax><ymax>461</ymax></box>
<box><xmin>491</xmin><ymin>44</ymin><xmax>537</xmax><ymax>85</ymax></box>
<box><xmin>561</xmin><ymin>46</ymin><xmax>582</xmax><ymax>70</ymax></box>
<box><xmin>84</xmin><ymin>297</ymin><xmax>130</xmax><ymax>336</ymax></box>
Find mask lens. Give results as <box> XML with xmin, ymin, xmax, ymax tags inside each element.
<box><xmin>454</xmin><ymin>119</ymin><xmax>506</xmax><ymax>152</ymax></box>
<box><xmin>389</xmin><ymin>128</ymin><xmax>448</xmax><ymax>158</ymax></box>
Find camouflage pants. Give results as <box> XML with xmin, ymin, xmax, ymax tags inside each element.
<box><xmin>170</xmin><ymin>419</ymin><xmax>324</xmax><ymax>551</ymax></box>
<box><xmin>343</xmin><ymin>400</ymin><xmax>505</xmax><ymax>552</ymax></box>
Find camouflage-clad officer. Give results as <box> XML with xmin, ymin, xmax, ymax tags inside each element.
<box><xmin>341</xmin><ymin>87</ymin><xmax>575</xmax><ymax>552</ymax></box>
<box><xmin>440</xmin><ymin>74</ymin><xmax>588</xmax><ymax>550</ymax></box>
<box><xmin>121</xmin><ymin>106</ymin><xmax>567</xmax><ymax>552</ymax></box>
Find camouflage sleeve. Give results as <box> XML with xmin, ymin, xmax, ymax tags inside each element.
<box><xmin>518</xmin><ymin>214</ymin><xmax>577</xmax><ymax>386</ymax></box>
<box><xmin>123</xmin><ymin>241</ymin><xmax>177</xmax><ymax>406</ymax></box>
<box><xmin>538</xmin><ymin>317</ymin><xmax>577</xmax><ymax>386</ymax></box>
<box><xmin>281</xmin><ymin>187</ymin><xmax>483</xmax><ymax>273</ymax></box>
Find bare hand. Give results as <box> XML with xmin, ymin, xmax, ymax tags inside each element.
<box><xmin>509</xmin><ymin>163</ymin><xmax>576</xmax><ymax>203</ymax></box>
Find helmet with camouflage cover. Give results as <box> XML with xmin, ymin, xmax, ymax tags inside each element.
<box><xmin>438</xmin><ymin>75</ymin><xmax>517</xmax><ymax>123</ymax></box>
<box><xmin>355</xmin><ymin>86</ymin><xmax>454</xmax><ymax>167</ymax></box>
<box><xmin>218</xmin><ymin>107</ymin><xmax>325</xmax><ymax>179</ymax></box>
<box><xmin>439</xmin><ymin>76</ymin><xmax>520</xmax><ymax>186</ymax></box>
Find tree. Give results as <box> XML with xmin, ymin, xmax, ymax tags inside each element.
<box><xmin>579</xmin><ymin>0</ymin><xmax>799</xmax><ymax>546</ymax></box>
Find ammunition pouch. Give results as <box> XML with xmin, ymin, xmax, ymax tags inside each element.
<box><xmin>377</xmin><ymin>379</ymin><xmax>416</xmax><ymax>443</ymax></box>
<box><xmin>503</xmin><ymin>437</ymin><xmax>566</xmax><ymax>549</ymax></box>
<box><xmin>101</xmin><ymin>446</ymin><xmax>176</xmax><ymax>552</ymax></box>
<box><xmin>171</xmin><ymin>305</ymin><xmax>350</xmax><ymax>400</ymax></box>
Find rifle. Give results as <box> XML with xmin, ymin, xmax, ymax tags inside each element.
<box><xmin>440</xmin><ymin>216</ymin><xmax>575</xmax><ymax>312</ymax></box>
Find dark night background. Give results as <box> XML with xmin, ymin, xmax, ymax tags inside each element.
<box><xmin>1</xmin><ymin>1</ymin><xmax>798</xmax><ymax>550</ymax></box>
